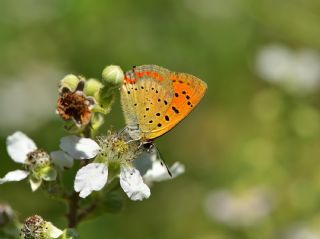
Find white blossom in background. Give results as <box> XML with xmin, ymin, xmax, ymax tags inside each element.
<box><xmin>204</xmin><ymin>187</ymin><xmax>275</xmax><ymax>228</ymax></box>
<box><xmin>284</xmin><ymin>224</ymin><xmax>320</xmax><ymax>239</ymax></box>
<box><xmin>255</xmin><ymin>44</ymin><xmax>320</xmax><ymax>94</ymax></box>
<box><xmin>60</xmin><ymin>135</ymin><xmax>151</xmax><ymax>200</ymax></box>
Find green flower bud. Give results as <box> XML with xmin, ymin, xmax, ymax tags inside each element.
<box><xmin>59</xmin><ymin>74</ymin><xmax>80</xmax><ymax>91</ymax></box>
<box><xmin>84</xmin><ymin>78</ymin><xmax>103</xmax><ymax>97</ymax></box>
<box><xmin>92</xmin><ymin>65</ymin><xmax>123</xmax><ymax>113</ymax></box>
<box><xmin>102</xmin><ymin>65</ymin><xmax>124</xmax><ymax>88</ymax></box>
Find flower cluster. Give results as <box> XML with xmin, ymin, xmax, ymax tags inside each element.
<box><xmin>0</xmin><ymin>65</ymin><xmax>185</xmax><ymax>235</ymax></box>
<box><xmin>59</xmin><ymin>131</ymin><xmax>184</xmax><ymax>200</ymax></box>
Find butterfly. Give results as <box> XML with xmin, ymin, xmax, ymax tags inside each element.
<box><xmin>120</xmin><ymin>65</ymin><xmax>207</xmax><ymax>142</ymax></box>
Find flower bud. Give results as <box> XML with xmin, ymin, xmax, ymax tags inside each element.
<box><xmin>59</xmin><ymin>75</ymin><xmax>80</xmax><ymax>92</ymax></box>
<box><xmin>21</xmin><ymin>215</ymin><xmax>63</xmax><ymax>239</ymax></box>
<box><xmin>84</xmin><ymin>78</ymin><xmax>103</xmax><ymax>97</ymax></box>
<box><xmin>102</xmin><ymin>65</ymin><xmax>124</xmax><ymax>88</ymax></box>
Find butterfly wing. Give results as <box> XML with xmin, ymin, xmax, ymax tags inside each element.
<box><xmin>144</xmin><ymin>71</ymin><xmax>207</xmax><ymax>139</ymax></box>
<box><xmin>120</xmin><ymin>65</ymin><xmax>174</xmax><ymax>139</ymax></box>
<box><xmin>121</xmin><ymin>65</ymin><xmax>207</xmax><ymax>140</ymax></box>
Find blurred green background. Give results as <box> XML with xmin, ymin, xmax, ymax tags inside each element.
<box><xmin>1</xmin><ymin>0</ymin><xmax>320</xmax><ymax>238</ymax></box>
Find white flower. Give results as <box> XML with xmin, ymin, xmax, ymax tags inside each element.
<box><xmin>63</xmin><ymin>136</ymin><xmax>151</xmax><ymax>200</ymax></box>
<box><xmin>0</xmin><ymin>170</ymin><xmax>29</xmax><ymax>184</ymax></box>
<box><xmin>255</xmin><ymin>44</ymin><xmax>320</xmax><ymax>94</ymax></box>
<box><xmin>134</xmin><ymin>149</ymin><xmax>185</xmax><ymax>184</ymax></box>
<box><xmin>47</xmin><ymin>222</ymin><xmax>64</xmax><ymax>238</ymax></box>
<box><xmin>1</xmin><ymin>131</ymin><xmax>57</xmax><ymax>191</ymax></box>
<box><xmin>6</xmin><ymin>131</ymin><xmax>37</xmax><ymax>163</ymax></box>
<box><xmin>74</xmin><ymin>163</ymin><xmax>108</xmax><ymax>198</ymax></box>
<box><xmin>60</xmin><ymin>135</ymin><xmax>101</xmax><ymax>159</ymax></box>
<box><xmin>73</xmin><ymin>162</ymin><xmax>150</xmax><ymax>201</ymax></box>
<box><xmin>143</xmin><ymin>161</ymin><xmax>185</xmax><ymax>184</ymax></box>
<box><xmin>0</xmin><ymin>132</ymin><xmax>34</xmax><ymax>184</ymax></box>
<box><xmin>120</xmin><ymin>167</ymin><xmax>150</xmax><ymax>201</ymax></box>
<box><xmin>49</xmin><ymin>135</ymin><xmax>100</xmax><ymax>170</ymax></box>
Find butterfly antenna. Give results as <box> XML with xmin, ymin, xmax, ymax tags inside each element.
<box><xmin>155</xmin><ymin>147</ymin><xmax>172</xmax><ymax>177</ymax></box>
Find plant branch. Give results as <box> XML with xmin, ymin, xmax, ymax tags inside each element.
<box><xmin>66</xmin><ymin>191</ymin><xmax>80</xmax><ymax>228</ymax></box>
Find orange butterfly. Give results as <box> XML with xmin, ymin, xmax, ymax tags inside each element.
<box><xmin>120</xmin><ymin>65</ymin><xmax>207</xmax><ymax>142</ymax></box>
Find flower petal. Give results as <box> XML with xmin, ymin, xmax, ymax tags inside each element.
<box><xmin>46</xmin><ymin>222</ymin><xmax>63</xmax><ymax>238</ymax></box>
<box><xmin>50</xmin><ymin>151</ymin><xmax>74</xmax><ymax>169</ymax></box>
<box><xmin>74</xmin><ymin>163</ymin><xmax>108</xmax><ymax>198</ymax></box>
<box><xmin>0</xmin><ymin>170</ymin><xmax>29</xmax><ymax>184</ymax></box>
<box><xmin>143</xmin><ymin>161</ymin><xmax>185</xmax><ymax>183</ymax></box>
<box><xmin>120</xmin><ymin>166</ymin><xmax>150</xmax><ymax>201</ymax></box>
<box><xmin>6</xmin><ymin>131</ymin><xmax>37</xmax><ymax>163</ymax></box>
<box><xmin>29</xmin><ymin>177</ymin><xmax>42</xmax><ymax>191</ymax></box>
<box><xmin>60</xmin><ymin>136</ymin><xmax>100</xmax><ymax>159</ymax></box>
<box><xmin>134</xmin><ymin>149</ymin><xmax>185</xmax><ymax>183</ymax></box>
